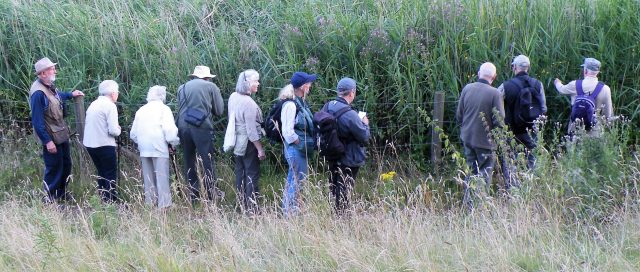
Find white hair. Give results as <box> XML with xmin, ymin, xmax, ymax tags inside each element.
<box><xmin>146</xmin><ymin>85</ymin><xmax>167</xmax><ymax>102</ymax></box>
<box><xmin>278</xmin><ymin>84</ymin><xmax>294</xmax><ymax>100</ymax></box>
<box><xmin>235</xmin><ymin>69</ymin><xmax>260</xmax><ymax>95</ymax></box>
<box><xmin>98</xmin><ymin>80</ymin><xmax>119</xmax><ymax>96</ymax></box>
<box><xmin>478</xmin><ymin>62</ymin><xmax>497</xmax><ymax>79</ymax></box>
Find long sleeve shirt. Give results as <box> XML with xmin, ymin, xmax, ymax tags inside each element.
<box><xmin>130</xmin><ymin>100</ymin><xmax>179</xmax><ymax>158</ymax></box>
<box><xmin>554</xmin><ymin>75</ymin><xmax>613</xmax><ymax>118</ymax></box>
<box><xmin>227</xmin><ymin>92</ymin><xmax>262</xmax><ymax>156</ymax></box>
<box><xmin>280</xmin><ymin>101</ymin><xmax>299</xmax><ymax>144</ymax></box>
<box><xmin>176</xmin><ymin>78</ymin><xmax>225</xmax><ymax>129</ymax></box>
<box><xmin>83</xmin><ymin>96</ymin><xmax>121</xmax><ymax>148</ymax></box>
<box><xmin>457</xmin><ymin>79</ymin><xmax>505</xmax><ymax>150</ymax></box>
<box><xmin>29</xmin><ymin>89</ymin><xmax>73</xmax><ymax>144</ymax></box>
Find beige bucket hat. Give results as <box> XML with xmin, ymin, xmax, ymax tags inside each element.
<box><xmin>190</xmin><ymin>66</ymin><xmax>216</xmax><ymax>79</ymax></box>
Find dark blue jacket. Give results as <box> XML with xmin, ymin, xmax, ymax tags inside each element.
<box><xmin>325</xmin><ymin>97</ymin><xmax>370</xmax><ymax>167</ymax></box>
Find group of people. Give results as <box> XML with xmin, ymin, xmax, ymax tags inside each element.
<box><xmin>28</xmin><ymin>57</ymin><xmax>370</xmax><ymax>215</ymax></box>
<box><xmin>456</xmin><ymin>55</ymin><xmax>613</xmax><ymax>207</ymax></box>
<box><xmin>222</xmin><ymin>70</ymin><xmax>370</xmax><ymax>215</ymax></box>
<box><xmin>29</xmin><ymin>54</ymin><xmax>611</xmax><ymax>212</ymax></box>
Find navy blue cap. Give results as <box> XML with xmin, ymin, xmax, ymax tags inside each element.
<box><xmin>291</xmin><ymin>71</ymin><xmax>317</xmax><ymax>89</ymax></box>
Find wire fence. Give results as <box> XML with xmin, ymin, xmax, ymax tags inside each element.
<box><xmin>0</xmin><ymin>98</ymin><xmax>456</xmax><ymax>173</ymax></box>
<box><xmin>0</xmin><ymin>96</ymin><xmax>579</xmax><ymax>169</ymax></box>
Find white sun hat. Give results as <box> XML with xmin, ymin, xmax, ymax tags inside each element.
<box><xmin>190</xmin><ymin>65</ymin><xmax>216</xmax><ymax>79</ymax></box>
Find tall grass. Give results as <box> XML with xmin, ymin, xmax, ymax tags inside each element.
<box><xmin>1</xmin><ymin>0</ymin><xmax>638</xmax><ymax>155</ymax></box>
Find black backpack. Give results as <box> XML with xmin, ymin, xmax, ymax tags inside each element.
<box><xmin>263</xmin><ymin>99</ymin><xmax>299</xmax><ymax>143</ymax></box>
<box><xmin>508</xmin><ymin>77</ymin><xmax>544</xmax><ymax>130</ymax></box>
<box><xmin>570</xmin><ymin>80</ymin><xmax>604</xmax><ymax>131</ymax></box>
<box><xmin>313</xmin><ymin>103</ymin><xmax>352</xmax><ymax>161</ymax></box>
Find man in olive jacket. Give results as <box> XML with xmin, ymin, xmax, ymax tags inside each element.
<box><xmin>456</xmin><ymin>62</ymin><xmax>504</xmax><ymax>208</ymax></box>
<box><xmin>29</xmin><ymin>57</ymin><xmax>84</xmax><ymax>203</ymax></box>
<box><xmin>177</xmin><ymin>65</ymin><xmax>225</xmax><ymax>204</ymax></box>
<box><xmin>324</xmin><ymin>77</ymin><xmax>370</xmax><ymax>214</ymax></box>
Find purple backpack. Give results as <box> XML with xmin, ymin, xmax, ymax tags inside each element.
<box><xmin>570</xmin><ymin>80</ymin><xmax>604</xmax><ymax>130</ymax></box>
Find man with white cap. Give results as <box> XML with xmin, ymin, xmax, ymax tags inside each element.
<box><xmin>497</xmin><ymin>54</ymin><xmax>546</xmax><ymax>171</ymax></box>
<box><xmin>554</xmin><ymin>57</ymin><xmax>613</xmax><ymax>133</ymax></box>
<box><xmin>497</xmin><ymin>54</ymin><xmax>546</xmax><ymax>191</ymax></box>
<box><xmin>83</xmin><ymin>80</ymin><xmax>121</xmax><ymax>203</ymax></box>
<box><xmin>322</xmin><ymin>77</ymin><xmax>370</xmax><ymax>215</ymax></box>
<box><xmin>28</xmin><ymin>57</ymin><xmax>84</xmax><ymax>203</ymax></box>
<box><xmin>176</xmin><ymin>65</ymin><xmax>224</xmax><ymax>205</ymax></box>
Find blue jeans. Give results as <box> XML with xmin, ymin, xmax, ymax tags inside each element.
<box><xmin>42</xmin><ymin>141</ymin><xmax>72</xmax><ymax>201</ymax></box>
<box><xmin>282</xmin><ymin>144</ymin><xmax>308</xmax><ymax>216</ymax></box>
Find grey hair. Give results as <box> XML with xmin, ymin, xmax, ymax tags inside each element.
<box><xmin>278</xmin><ymin>84</ymin><xmax>294</xmax><ymax>100</ymax></box>
<box><xmin>98</xmin><ymin>80</ymin><xmax>119</xmax><ymax>96</ymax></box>
<box><xmin>584</xmin><ymin>68</ymin><xmax>599</xmax><ymax>76</ymax></box>
<box><xmin>235</xmin><ymin>69</ymin><xmax>260</xmax><ymax>95</ymax></box>
<box><xmin>477</xmin><ymin>62</ymin><xmax>497</xmax><ymax>79</ymax></box>
<box><xmin>146</xmin><ymin>85</ymin><xmax>167</xmax><ymax>102</ymax></box>
<box><xmin>337</xmin><ymin>89</ymin><xmax>355</xmax><ymax>97</ymax></box>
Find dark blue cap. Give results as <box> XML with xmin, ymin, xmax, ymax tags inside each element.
<box><xmin>290</xmin><ymin>71</ymin><xmax>317</xmax><ymax>89</ymax></box>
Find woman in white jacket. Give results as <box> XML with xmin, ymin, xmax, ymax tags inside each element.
<box><xmin>130</xmin><ymin>86</ymin><xmax>180</xmax><ymax>209</ymax></box>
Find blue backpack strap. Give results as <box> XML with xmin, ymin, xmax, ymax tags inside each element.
<box><xmin>590</xmin><ymin>82</ymin><xmax>605</xmax><ymax>99</ymax></box>
<box><xmin>576</xmin><ymin>80</ymin><xmax>584</xmax><ymax>96</ymax></box>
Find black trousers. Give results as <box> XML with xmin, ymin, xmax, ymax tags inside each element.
<box><xmin>86</xmin><ymin>146</ymin><xmax>118</xmax><ymax>202</ymax></box>
<box><xmin>329</xmin><ymin>164</ymin><xmax>359</xmax><ymax>214</ymax></box>
<box><xmin>180</xmin><ymin>127</ymin><xmax>218</xmax><ymax>203</ymax></box>
<box><xmin>234</xmin><ymin>143</ymin><xmax>260</xmax><ymax>213</ymax></box>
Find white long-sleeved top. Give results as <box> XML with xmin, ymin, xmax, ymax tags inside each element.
<box><xmin>130</xmin><ymin>100</ymin><xmax>180</xmax><ymax>158</ymax></box>
<box><xmin>280</xmin><ymin>101</ymin><xmax>298</xmax><ymax>144</ymax></box>
<box><xmin>83</xmin><ymin>96</ymin><xmax>121</xmax><ymax>148</ymax></box>
<box><xmin>554</xmin><ymin>75</ymin><xmax>613</xmax><ymax>118</ymax></box>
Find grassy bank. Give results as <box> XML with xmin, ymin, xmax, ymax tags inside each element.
<box><xmin>0</xmin><ymin>193</ymin><xmax>639</xmax><ymax>270</ymax></box>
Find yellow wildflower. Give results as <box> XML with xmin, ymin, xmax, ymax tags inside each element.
<box><xmin>380</xmin><ymin>171</ymin><xmax>397</xmax><ymax>182</ymax></box>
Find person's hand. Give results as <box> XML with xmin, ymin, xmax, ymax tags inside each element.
<box><xmin>293</xmin><ymin>139</ymin><xmax>300</xmax><ymax>145</ymax></box>
<box><xmin>258</xmin><ymin>149</ymin><xmax>266</xmax><ymax>161</ymax></box>
<box><xmin>553</xmin><ymin>78</ymin><xmax>562</xmax><ymax>85</ymax></box>
<box><xmin>45</xmin><ymin>141</ymin><xmax>57</xmax><ymax>154</ymax></box>
<box><xmin>71</xmin><ymin>90</ymin><xmax>84</xmax><ymax>97</ymax></box>
<box><xmin>362</xmin><ymin>116</ymin><xmax>369</xmax><ymax>126</ymax></box>
<box><xmin>169</xmin><ymin>145</ymin><xmax>176</xmax><ymax>155</ymax></box>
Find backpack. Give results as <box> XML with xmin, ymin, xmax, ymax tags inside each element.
<box><xmin>570</xmin><ymin>80</ymin><xmax>604</xmax><ymax>131</ymax></box>
<box><xmin>508</xmin><ymin>77</ymin><xmax>544</xmax><ymax>130</ymax></box>
<box><xmin>312</xmin><ymin>103</ymin><xmax>352</xmax><ymax>161</ymax></box>
<box><xmin>263</xmin><ymin>99</ymin><xmax>299</xmax><ymax>143</ymax></box>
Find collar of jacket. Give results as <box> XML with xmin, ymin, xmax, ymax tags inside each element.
<box><xmin>334</xmin><ymin>96</ymin><xmax>350</xmax><ymax>105</ymax></box>
<box><xmin>38</xmin><ymin>78</ymin><xmax>56</xmax><ymax>92</ymax></box>
<box><xmin>477</xmin><ymin>78</ymin><xmax>491</xmax><ymax>85</ymax></box>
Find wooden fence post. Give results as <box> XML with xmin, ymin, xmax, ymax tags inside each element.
<box><xmin>431</xmin><ymin>91</ymin><xmax>444</xmax><ymax>172</ymax></box>
<box><xmin>73</xmin><ymin>96</ymin><xmax>85</xmax><ymax>142</ymax></box>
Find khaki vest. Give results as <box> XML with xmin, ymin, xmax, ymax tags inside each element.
<box><xmin>29</xmin><ymin>80</ymin><xmax>70</xmax><ymax>144</ymax></box>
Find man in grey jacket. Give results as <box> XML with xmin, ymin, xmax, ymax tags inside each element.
<box><xmin>324</xmin><ymin>77</ymin><xmax>370</xmax><ymax>214</ymax></box>
<box><xmin>177</xmin><ymin>66</ymin><xmax>225</xmax><ymax>204</ymax></box>
<box><xmin>456</xmin><ymin>62</ymin><xmax>504</xmax><ymax>208</ymax></box>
